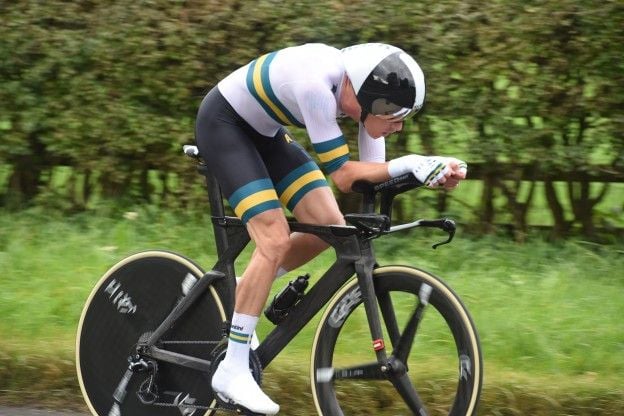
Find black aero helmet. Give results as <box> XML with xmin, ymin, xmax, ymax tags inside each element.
<box><xmin>341</xmin><ymin>43</ymin><xmax>425</xmax><ymax>121</ymax></box>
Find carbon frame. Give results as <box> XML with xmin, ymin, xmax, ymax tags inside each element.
<box><xmin>139</xmin><ymin>167</ymin><xmax>391</xmax><ymax>371</ymax></box>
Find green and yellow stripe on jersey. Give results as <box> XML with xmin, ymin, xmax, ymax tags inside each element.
<box><xmin>228</xmin><ymin>178</ymin><xmax>281</xmax><ymax>223</ymax></box>
<box><xmin>275</xmin><ymin>161</ymin><xmax>329</xmax><ymax>212</ymax></box>
<box><xmin>312</xmin><ymin>136</ymin><xmax>350</xmax><ymax>174</ymax></box>
<box><xmin>246</xmin><ymin>52</ymin><xmax>305</xmax><ymax>128</ymax></box>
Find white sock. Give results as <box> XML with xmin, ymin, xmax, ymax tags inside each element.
<box><xmin>222</xmin><ymin>312</ymin><xmax>258</xmax><ymax>372</ymax></box>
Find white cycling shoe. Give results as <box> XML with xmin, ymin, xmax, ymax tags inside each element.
<box><xmin>212</xmin><ymin>363</ymin><xmax>279</xmax><ymax>415</ymax></box>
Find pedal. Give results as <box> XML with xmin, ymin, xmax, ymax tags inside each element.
<box><xmin>213</xmin><ymin>392</ymin><xmax>238</xmax><ymax>411</ymax></box>
<box><xmin>239</xmin><ymin>408</ymin><xmax>267</xmax><ymax>416</ymax></box>
<box><xmin>214</xmin><ymin>393</ymin><xmax>267</xmax><ymax>416</ymax></box>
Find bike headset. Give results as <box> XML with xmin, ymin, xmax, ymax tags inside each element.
<box><xmin>341</xmin><ymin>43</ymin><xmax>426</xmax><ymax>123</ymax></box>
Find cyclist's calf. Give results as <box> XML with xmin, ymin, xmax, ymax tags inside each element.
<box><xmin>236</xmin><ymin>209</ymin><xmax>291</xmax><ymax>316</ymax></box>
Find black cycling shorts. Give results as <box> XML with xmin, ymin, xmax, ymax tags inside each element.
<box><xmin>195</xmin><ymin>87</ymin><xmax>329</xmax><ymax>223</ymax></box>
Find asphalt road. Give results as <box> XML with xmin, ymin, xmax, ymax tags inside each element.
<box><xmin>0</xmin><ymin>407</ymin><xmax>88</xmax><ymax>416</ymax></box>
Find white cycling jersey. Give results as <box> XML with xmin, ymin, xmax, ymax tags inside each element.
<box><xmin>217</xmin><ymin>43</ymin><xmax>385</xmax><ymax>173</ymax></box>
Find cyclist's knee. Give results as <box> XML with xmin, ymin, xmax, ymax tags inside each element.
<box><xmin>247</xmin><ymin>210</ymin><xmax>291</xmax><ymax>262</ymax></box>
<box><xmin>252</xmin><ymin>228</ymin><xmax>290</xmax><ymax>268</ymax></box>
<box><xmin>325</xmin><ymin>210</ymin><xmax>346</xmax><ymax>226</ymax></box>
<box><xmin>258</xmin><ymin>232</ymin><xmax>291</xmax><ymax>264</ymax></box>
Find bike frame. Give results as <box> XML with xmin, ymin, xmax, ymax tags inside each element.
<box><xmin>140</xmin><ymin>164</ymin><xmax>389</xmax><ymax>371</ymax></box>
<box><xmin>138</xmin><ymin>156</ymin><xmax>455</xmax><ymax>391</ymax></box>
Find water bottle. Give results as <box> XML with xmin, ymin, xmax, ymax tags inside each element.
<box><xmin>264</xmin><ymin>274</ymin><xmax>310</xmax><ymax>324</ymax></box>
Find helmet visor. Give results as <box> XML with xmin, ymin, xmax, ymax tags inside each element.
<box><xmin>369</xmin><ymin>100</ymin><xmax>415</xmax><ymax>120</ymax></box>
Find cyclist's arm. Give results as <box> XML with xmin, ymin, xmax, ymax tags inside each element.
<box><xmin>330</xmin><ymin>160</ymin><xmax>391</xmax><ymax>193</ymax></box>
<box><xmin>357</xmin><ymin>122</ymin><xmax>386</xmax><ymax>162</ymax></box>
<box><xmin>295</xmin><ymin>83</ymin><xmax>352</xmax><ymax>175</ymax></box>
<box><xmin>333</xmin><ymin>155</ymin><xmax>469</xmax><ymax>193</ymax></box>
<box><xmin>295</xmin><ymin>83</ymin><xmax>391</xmax><ymax>192</ymax></box>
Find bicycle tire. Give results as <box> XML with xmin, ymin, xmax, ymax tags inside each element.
<box><xmin>311</xmin><ymin>265</ymin><xmax>482</xmax><ymax>416</ymax></box>
<box><xmin>76</xmin><ymin>250</ymin><xmax>228</xmax><ymax>416</ymax></box>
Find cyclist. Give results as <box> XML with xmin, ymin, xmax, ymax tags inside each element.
<box><xmin>195</xmin><ymin>42</ymin><xmax>467</xmax><ymax>415</ymax></box>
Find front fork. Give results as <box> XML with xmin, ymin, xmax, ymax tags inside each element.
<box><xmin>354</xmin><ymin>244</ymin><xmax>389</xmax><ymax>365</ymax></box>
<box><xmin>354</xmin><ymin>254</ymin><xmax>408</xmax><ymax>374</ymax></box>
<box><xmin>354</xmin><ymin>249</ymin><xmax>429</xmax><ymax>414</ymax></box>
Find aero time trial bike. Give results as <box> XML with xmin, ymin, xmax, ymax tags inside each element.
<box><xmin>76</xmin><ymin>145</ymin><xmax>482</xmax><ymax>416</ymax></box>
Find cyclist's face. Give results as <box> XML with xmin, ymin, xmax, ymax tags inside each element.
<box><xmin>363</xmin><ymin>114</ymin><xmax>403</xmax><ymax>139</ymax></box>
<box><xmin>339</xmin><ymin>77</ymin><xmax>403</xmax><ymax>138</ymax></box>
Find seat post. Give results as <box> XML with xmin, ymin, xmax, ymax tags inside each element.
<box><xmin>184</xmin><ymin>145</ymin><xmax>245</xmax><ymax>313</ymax></box>
<box><xmin>204</xmin><ymin>171</ymin><xmax>226</xmax><ymax>218</ymax></box>
<box><xmin>200</xmin><ymin>168</ymin><xmax>246</xmax><ymax>315</ymax></box>
<box><xmin>200</xmin><ymin>168</ymin><xmax>233</xmax><ymax>259</ymax></box>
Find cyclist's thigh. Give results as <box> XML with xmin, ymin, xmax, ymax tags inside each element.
<box><xmin>292</xmin><ymin>187</ymin><xmax>345</xmax><ymax>225</ymax></box>
<box><xmin>195</xmin><ymin>88</ymin><xmax>281</xmax><ymax>223</ymax></box>
<box><xmin>255</xmin><ymin>128</ymin><xmax>334</xmax><ymax>216</ymax></box>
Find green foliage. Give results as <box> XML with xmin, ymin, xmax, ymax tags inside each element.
<box><xmin>0</xmin><ymin>1</ymin><xmax>622</xmax><ymax>236</ymax></box>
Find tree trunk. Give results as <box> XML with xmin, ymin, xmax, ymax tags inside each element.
<box><xmin>7</xmin><ymin>156</ymin><xmax>41</xmax><ymax>207</ymax></box>
<box><xmin>568</xmin><ymin>180</ymin><xmax>609</xmax><ymax>238</ymax></box>
<box><xmin>480</xmin><ymin>173</ymin><xmax>496</xmax><ymax>234</ymax></box>
<box><xmin>140</xmin><ymin>167</ymin><xmax>151</xmax><ymax>203</ymax></box>
<box><xmin>83</xmin><ymin>170</ymin><xmax>92</xmax><ymax>207</ymax></box>
<box><xmin>160</xmin><ymin>171</ymin><xmax>169</xmax><ymax>207</ymax></box>
<box><xmin>417</xmin><ymin>116</ymin><xmax>435</xmax><ymax>155</ymax></box>
<box><xmin>498</xmin><ymin>177</ymin><xmax>536</xmax><ymax>243</ymax></box>
<box><xmin>544</xmin><ymin>179</ymin><xmax>568</xmax><ymax>239</ymax></box>
<box><xmin>437</xmin><ymin>192</ymin><xmax>448</xmax><ymax>215</ymax></box>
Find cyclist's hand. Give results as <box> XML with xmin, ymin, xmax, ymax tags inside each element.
<box><xmin>442</xmin><ymin>157</ymin><xmax>468</xmax><ymax>189</ymax></box>
<box><xmin>388</xmin><ymin>155</ymin><xmax>468</xmax><ymax>189</ymax></box>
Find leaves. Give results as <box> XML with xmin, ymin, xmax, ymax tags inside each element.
<box><xmin>0</xmin><ymin>0</ymin><xmax>622</xmax><ymax>230</ymax></box>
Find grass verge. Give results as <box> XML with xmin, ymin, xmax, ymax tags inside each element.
<box><xmin>1</xmin><ymin>208</ymin><xmax>623</xmax><ymax>414</ymax></box>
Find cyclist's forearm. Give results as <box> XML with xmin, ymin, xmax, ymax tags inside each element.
<box><xmin>330</xmin><ymin>160</ymin><xmax>391</xmax><ymax>193</ymax></box>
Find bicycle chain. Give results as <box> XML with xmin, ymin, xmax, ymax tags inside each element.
<box><xmin>134</xmin><ymin>345</ymin><xmax>264</xmax><ymax>415</ymax></box>
<box><xmin>133</xmin><ymin>330</ymin><xmax>262</xmax><ymax>415</ymax></box>
<box><xmin>148</xmin><ymin>396</ymin><xmax>257</xmax><ymax>415</ymax></box>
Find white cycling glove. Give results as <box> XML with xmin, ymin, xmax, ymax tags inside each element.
<box><xmin>388</xmin><ymin>155</ymin><xmax>468</xmax><ymax>187</ymax></box>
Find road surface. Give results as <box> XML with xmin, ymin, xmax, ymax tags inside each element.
<box><xmin>0</xmin><ymin>407</ymin><xmax>88</xmax><ymax>416</ymax></box>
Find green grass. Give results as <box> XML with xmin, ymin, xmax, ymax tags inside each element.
<box><xmin>1</xmin><ymin>207</ymin><xmax>623</xmax><ymax>413</ymax></box>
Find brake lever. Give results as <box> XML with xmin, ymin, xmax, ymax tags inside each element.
<box><xmin>418</xmin><ymin>219</ymin><xmax>456</xmax><ymax>249</ymax></box>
